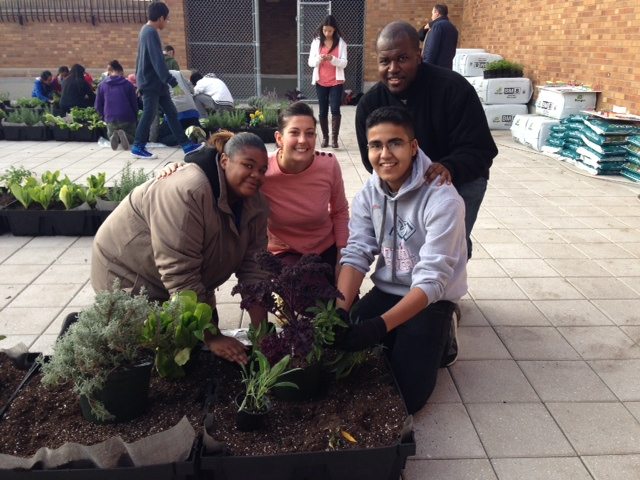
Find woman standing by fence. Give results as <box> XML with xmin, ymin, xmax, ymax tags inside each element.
<box><xmin>308</xmin><ymin>14</ymin><xmax>348</xmax><ymax>149</ymax></box>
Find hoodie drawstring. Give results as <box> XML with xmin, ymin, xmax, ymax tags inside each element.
<box><xmin>377</xmin><ymin>196</ymin><xmax>399</xmax><ymax>283</ymax></box>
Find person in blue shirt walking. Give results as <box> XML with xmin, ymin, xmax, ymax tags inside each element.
<box><xmin>131</xmin><ymin>1</ymin><xmax>203</xmax><ymax>159</ymax></box>
<box><xmin>31</xmin><ymin>71</ymin><xmax>54</xmax><ymax>103</ymax></box>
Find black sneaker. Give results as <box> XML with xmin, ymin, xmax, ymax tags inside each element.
<box><xmin>441</xmin><ymin>304</ymin><xmax>460</xmax><ymax>367</ymax></box>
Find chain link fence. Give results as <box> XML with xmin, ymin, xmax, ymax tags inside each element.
<box><xmin>0</xmin><ymin>0</ymin><xmax>152</xmax><ymax>25</ymax></box>
<box><xmin>185</xmin><ymin>0</ymin><xmax>259</xmax><ymax>101</ymax></box>
<box><xmin>297</xmin><ymin>0</ymin><xmax>366</xmax><ymax>101</ymax></box>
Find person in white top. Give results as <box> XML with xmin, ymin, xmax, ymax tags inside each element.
<box><xmin>308</xmin><ymin>15</ymin><xmax>348</xmax><ymax>148</ymax></box>
<box><xmin>191</xmin><ymin>71</ymin><xmax>234</xmax><ymax>116</ymax></box>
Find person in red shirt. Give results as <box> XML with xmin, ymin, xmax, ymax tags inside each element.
<box><xmin>307</xmin><ymin>15</ymin><xmax>348</xmax><ymax>149</ymax></box>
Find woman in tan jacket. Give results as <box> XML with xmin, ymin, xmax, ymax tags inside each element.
<box><xmin>91</xmin><ymin>131</ymin><xmax>269</xmax><ymax>364</ymax></box>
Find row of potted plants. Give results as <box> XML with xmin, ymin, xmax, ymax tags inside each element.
<box><xmin>0</xmin><ymin>106</ymin><xmax>106</xmax><ymax>142</ymax></box>
<box><xmin>0</xmin><ymin>253</ymin><xmax>415</xmax><ymax>478</ymax></box>
<box><xmin>483</xmin><ymin>59</ymin><xmax>525</xmax><ymax>78</ymax></box>
<box><xmin>0</xmin><ymin>163</ymin><xmax>150</xmax><ymax>235</ymax></box>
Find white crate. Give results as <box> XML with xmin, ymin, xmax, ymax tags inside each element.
<box><xmin>535</xmin><ymin>87</ymin><xmax>598</xmax><ymax>119</ymax></box>
<box><xmin>453</xmin><ymin>53</ymin><xmax>502</xmax><ymax>77</ymax></box>
<box><xmin>483</xmin><ymin>104</ymin><xmax>528</xmax><ymax>130</ymax></box>
<box><xmin>474</xmin><ymin>78</ymin><xmax>533</xmax><ymax>105</ymax></box>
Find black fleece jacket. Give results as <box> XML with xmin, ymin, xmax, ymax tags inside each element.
<box><xmin>356</xmin><ymin>63</ymin><xmax>497</xmax><ymax>188</ymax></box>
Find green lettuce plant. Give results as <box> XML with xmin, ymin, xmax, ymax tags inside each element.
<box><xmin>9</xmin><ymin>177</ymin><xmax>37</xmax><ymax>208</ymax></box>
<box><xmin>27</xmin><ymin>183</ymin><xmax>55</xmax><ymax>210</ymax></box>
<box><xmin>142</xmin><ymin>290</ymin><xmax>218</xmax><ymax>378</ymax></box>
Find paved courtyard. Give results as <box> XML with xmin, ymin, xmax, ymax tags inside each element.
<box><xmin>1</xmin><ymin>106</ymin><xmax>640</xmax><ymax>479</ymax></box>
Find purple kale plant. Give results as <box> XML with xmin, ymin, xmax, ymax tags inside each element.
<box><xmin>232</xmin><ymin>250</ymin><xmax>343</xmax><ymax>365</ymax></box>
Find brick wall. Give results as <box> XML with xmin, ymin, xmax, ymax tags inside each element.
<box><xmin>457</xmin><ymin>0</ymin><xmax>640</xmax><ymax>113</ymax></box>
<box><xmin>362</xmin><ymin>0</ymin><xmax>465</xmax><ymax>86</ymax></box>
<box><xmin>2</xmin><ymin>0</ymin><xmax>638</xmax><ymax>113</ymax></box>
<box><xmin>0</xmin><ymin>0</ymin><xmax>187</xmax><ymax>77</ymax></box>
<box><xmin>362</xmin><ymin>0</ymin><xmax>640</xmax><ymax>113</ymax></box>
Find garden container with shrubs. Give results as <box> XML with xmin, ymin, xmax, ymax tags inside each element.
<box><xmin>0</xmin><ymin>286</ymin><xmax>217</xmax><ymax>477</ymax></box>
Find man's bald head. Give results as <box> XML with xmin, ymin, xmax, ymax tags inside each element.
<box><xmin>376</xmin><ymin>21</ymin><xmax>420</xmax><ymax>53</ymax></box>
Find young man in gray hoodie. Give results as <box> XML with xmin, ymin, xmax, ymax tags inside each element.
<box><xmin>336</xmin><ymin>106</ymin><xmax>467</xmax><ymax>414</ymax></box>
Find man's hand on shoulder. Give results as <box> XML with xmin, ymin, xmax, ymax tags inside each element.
<box><xmin>425</xmin><ymin>162</ymin><xmax>452</xmax><ymax>186</ymax></box>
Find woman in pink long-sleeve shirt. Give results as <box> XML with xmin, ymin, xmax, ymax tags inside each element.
<box><xmin>261</xmin><ymin>101</ymin><xmax>349</xmax><ymax>283</ymax></box>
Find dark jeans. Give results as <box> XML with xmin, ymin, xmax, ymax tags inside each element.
<box><xmin>351</xmin><ymin>287</ymin><xmax>454</xmax><ymax>414</ymax></box>
<box><xmin>315</xmin><ymin>84</ymin><xmax>344</xmax><ymax>119</ymax></box>
<box><xmin>457</xmin><ymin>177</ymin><xmax>488</xmax><ymax>259</ymax></box>
<box><xmin>156</xmin><ymin>117</ymin><xmax>201</xmax><ymax>146</ymax></box>
<box><xmin>134</xmin><ymin>88</ymin><xmax>189</xmax><ymax>148</ymax></box>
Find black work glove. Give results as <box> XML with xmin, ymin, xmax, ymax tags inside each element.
<box><xmin>335</xmin><ymin>316</ymin><xmax>387</xmax><ymax>352</ymax></box>
<box><xmin>336</xmin><ymin>308</ymin><xmax>350</xmax><ymax>324</ymax></box>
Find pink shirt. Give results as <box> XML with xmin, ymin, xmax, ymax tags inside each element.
<box><xmin>318</xmin><ymin>45</ymin><xmax>343</xmax><ymax>87</ymax></box>
<box><xmin>262</xmin><ymin>150</ymin><xmax>350</xmax><ymax>256</ymax></box>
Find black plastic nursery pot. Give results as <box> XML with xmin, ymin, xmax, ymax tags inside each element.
<box><xmin>246</xmin><ymin>127</ymin><xmax>277</xmax><ymax>144</ymax></box>
<box><xmin>22</xmin><ymin>125</ymin><xmax>50</xmax><ymax>141</ymax></box>
<box><xmin>79</xmin><ymin>360</ymin><xmax>154</xmax><ymax>424</ymax></box>
<box><xmin>272</xmin><ymin>361</ymin><xmax>324</xmax><ymax>402</ymax></box>
<box><xmin>234</xmin><ymin>395</ymin><xmax>271</xmax><ymax>432</ymax></box>
<box><xmin>2</xmin><ymin>124</ymin><xmax>23</xmax><ymax>141</ymax></box>
<box><xmin>51</xmin><ymin>125</ymin><xmax>71</xmax><ymax>142</ymax></box>
<box><xmin>69</xmin><ymin>126</ymin><xmax>103</xmax><ymax>142</ymax></box>
<box><xmin>2</xmin><ymin>203</ymin><xmax>102</xmax><ymax>236</ymax></box>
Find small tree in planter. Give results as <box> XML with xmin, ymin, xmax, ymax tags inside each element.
<box><xmin>232</xmin><ymin>251</ymin><xmax>348</xmax><ymax>400</ymax></box>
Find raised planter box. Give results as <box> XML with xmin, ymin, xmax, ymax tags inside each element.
<box><xmin>247</xmin><ymin>126</ymin><xmax>277</xmax><ymax>144</ymax></box>
<box><xmin>199</xmin><ymin>433</ymin><xmax>415</xmax><ymax>480</ymax></box>
<box><xmin>199</xmin><ymin>355</ymin><xmax>416</xmax><ymax>480</ymax></box>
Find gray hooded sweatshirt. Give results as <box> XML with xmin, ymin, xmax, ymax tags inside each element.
<box><xmin>341</xmin><ymin>148</ymin><xmax>468</xmax><ymax>304</ymax></box>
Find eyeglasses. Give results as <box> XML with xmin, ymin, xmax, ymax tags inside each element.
<box><xmin>366</xmin><ymin>139</ymin><xmax>412</xmax><ymax>153</ymax></box>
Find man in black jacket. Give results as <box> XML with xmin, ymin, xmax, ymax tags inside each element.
<box><xmin>355</xmin><ymin>20</ymin><xmax>497</xmax><ymax>259</ymax></box>
<box><xmin>419</xmin><ymin>4</ymin><xmax>459</xmax><ymax>69</ymax></box>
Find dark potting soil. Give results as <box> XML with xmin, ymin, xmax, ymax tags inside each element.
<box><xmin>206</xmin><ymin>352</ymin><xmax>407</xmax><ymax>456</ymax></box>
<box><xmin>0</xmin><ymin>351</ymin><xmax>217</xmax><ymax>458</ymax></box>
<box><xmin>0</xmin><ymin>191</ymin><xmax>13</xmax><ymax>208</ymax></box>
<box><xmin>0</xmin><ymin>354</ymin><xmax>28</xmax><ymax>410</ymax></box>
<box><xmin>0</xmin><ymin>351</ymin><xmax>407</xmax><ymax>459</ymax></box>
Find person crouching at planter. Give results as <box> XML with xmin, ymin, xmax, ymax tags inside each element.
<box><xmin>59</xmin><ymin>64</ymin><xmax>96</xmax><ymax>114</ymax></box>
<box><xmin>91</xmin><ymin>131</ymin><xmax>269</xmax><ymax>364</ymax></box>
<box><xmin>262</xmin><ymin>101</ymin><xmax>349</xmax><ymax>285</ymax></box>
<box><xmin>334</xmin><ymin>106</ymin><xmax>467</xmax><ymax>414</ymax></box>
<box><xmin>95</xmin><ymin>60</ymin><xmax>139</xmax><ymax>151</ymax></box>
